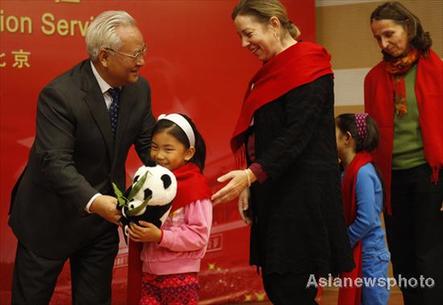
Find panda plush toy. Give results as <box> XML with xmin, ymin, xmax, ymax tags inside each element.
<box><xmin>113</xmin><ymin>161</ymin><xmax>177</xmax><ymax>237</ymax></box>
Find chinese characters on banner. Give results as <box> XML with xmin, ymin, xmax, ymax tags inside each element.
<box><xmin>0</xmin><ymin>50</ymin><xmax>31</xmax><ymax>68</ymax></box>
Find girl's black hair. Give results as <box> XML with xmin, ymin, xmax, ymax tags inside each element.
<box><xmin>335</xmin><ymin>113</ymin><xmax>379</xmax><ymax>153</ymax></box>
<box><xmin>336</xmin><ymin>113</ymin><xmax>386</xmax><ymax>207</ymax></box>
<box><xmin>152</xmin><ymin>114</ymin><xmax>206</xmax><ymax>172</ymax></box>
<box><xmin>370</xmin><ymin>1</ymin><xmax>432</xmax><ymax>55</ymax></box>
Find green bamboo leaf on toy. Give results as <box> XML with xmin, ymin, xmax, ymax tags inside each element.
<box><xmin>127</xmin><ymin>171</ymin><xmax>149</xmax><ymax>200</ymax></box>
<box><xmin>112</xmin><ymin>182</ymin><xmax>127</xmax><ymax>207</ymax></box>
<box><xmin>127</xmin><ymin>195</ymin><xmax>152</xmax><ymax>217</ymax></box>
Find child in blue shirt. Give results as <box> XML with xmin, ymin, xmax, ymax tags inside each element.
<box><xmin>336</xmin><ymin>113</ymin><xmax>390</xmax><ymax>305</ymax></box>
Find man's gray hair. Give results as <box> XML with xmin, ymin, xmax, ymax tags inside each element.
<box><xmin>85</xmin><ymin>11</ymin><xmax>136</xmax><ymax>60</ymax></box>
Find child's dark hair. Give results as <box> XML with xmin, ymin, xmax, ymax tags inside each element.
<box><xmin>335</xmin><ymin>113</ymin><xmax>379</xmax><ymax>152</ymax></box>
<box><xmin>152</xmin><ymin>114</ymin><xmax>206</xmax><ymax>172</ymax></box>
<box><xmin>336</xmin><ymin>113</ymin><xmax>386</xmax><ymax>208</ymax></box>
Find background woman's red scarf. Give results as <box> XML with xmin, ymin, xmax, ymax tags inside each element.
<box><xmin>338</xmin><ymin>152</ymin><xmax>373</xmax><ymax>305</ymax></box>
<box><xmin>230</xmin><ymin>41</ymin><xmax>333</xmax><ymax>152</ymax></box>
<box><xmin>127</xmin><ymin>162</ymin><xmax>211</xmax><ymax>305</ymax></box>
<box><xmin>364</xmin><ymin>49</ymin><xmax>443</xmax><ymax>214</ymax></box>
<box><xmin>384</xmin><ymin>48</ymin><xmax>419</xmax><ymax>117</ymax></box>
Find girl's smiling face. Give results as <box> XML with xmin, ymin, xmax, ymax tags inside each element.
<box><xmin>150</xmin><ymin>130</ymin><xmax>194</xmax><ymax>171</ymax></box>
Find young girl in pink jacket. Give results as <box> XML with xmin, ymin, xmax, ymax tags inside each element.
<box><xmin>128</xmin><ymin>113</ymin><xmax>213</xmax><ymax>305</ymax></box>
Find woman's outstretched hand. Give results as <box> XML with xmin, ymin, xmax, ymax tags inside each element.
<box><xmin>211</xmin><ymin>169</ymin><xmax>256</xmax><ymax>205</ymax></box>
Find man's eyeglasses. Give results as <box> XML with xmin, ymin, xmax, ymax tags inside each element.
<box><xmin>105</xmin><ymin>46</ymin><xmax>147</xmax><ymax>61</ymax></box>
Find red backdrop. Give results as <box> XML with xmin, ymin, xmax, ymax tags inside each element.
<box><xmin>0</xmin><ymin>1</ymin><xmax>315</xmax><ymax>304</ymax></box>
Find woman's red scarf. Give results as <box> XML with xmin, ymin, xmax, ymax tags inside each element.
<box><xmin>338</xmin><ymin>152</ymin><xmax>373</xmax><ymax>305</ymax></box>
<box><xmin>230</xmin><ymin>41</ymin><xmax>333</xmax><ymax>153</ymax></box>
<box><xmin>364</xmin><ymin>49</ymin><xmax>443</xmax><ymax>214</ymax></box>
<box><xmin>127</xmin><ymin>162</ymin><xmax>211</xmax><ymax>305</ymax></box>
<box><xmin>385</xmin><ymin>48</ymin><xmax>420</xmax><ymax>117</ymax></box>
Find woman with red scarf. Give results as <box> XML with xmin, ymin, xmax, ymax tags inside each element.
<box><xmin>211</xmin><ymin>1</ymin><xmax>354</xmax><ymax>303</ymax></box>
<box><xmin>365</xmin><ymin>2</ymin><xmax>443</xmax><ymax>305</ymax></box>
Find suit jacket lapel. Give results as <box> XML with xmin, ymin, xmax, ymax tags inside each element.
<box><xmin>81</xmin><ymin>62</ymin><xmax>115</xmax><ymax>162</ymax></box>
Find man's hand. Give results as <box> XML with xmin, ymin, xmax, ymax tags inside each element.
<box><xmin>89</xmin><ymin>195</ymin><xmax>121</xmax><ymax>225</ymax></box>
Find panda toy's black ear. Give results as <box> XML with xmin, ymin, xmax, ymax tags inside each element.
<box><xmin>145</xmin><ymin>159</ymin><xmax>156</xmax><ymax>167</ymax></box>
<box><xmin>144</xmin><ymin>188</ymin><xmax>153</xmax><ymax>200</ymax></box>
<box><xmin>161</xmin><ymin>174</ymin><xmax>172</xmax><ymax>189</ymax></box>
<box><xmin>128</xmin><ymin>198</ymin><xmax>136</xmax><ymax>210</ymax></box>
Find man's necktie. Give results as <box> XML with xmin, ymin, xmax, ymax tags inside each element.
<box><xmin>108</xmin><ymin>88</ymin><xmax>120</xmax><ymax>137</ymax></box>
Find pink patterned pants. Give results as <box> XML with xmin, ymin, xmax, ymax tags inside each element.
<box><xmin>139</xmin><ymin>272</ymin><xmax>199</xmax><ymax>305</ymax></box>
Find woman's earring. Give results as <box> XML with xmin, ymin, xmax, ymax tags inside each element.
<box><xmin>273</xmin><ymin>31</ymin><xmax>279</xmax><ymax>41</ymax></box>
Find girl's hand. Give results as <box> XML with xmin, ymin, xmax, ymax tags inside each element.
<box><xmin>440</xmin><ymin>200</ymin><xmax>443</xmax><ymax>212</ymax></box>
<box><xmin>128</xmin><ymin>221</ymin><xmax>162</xmax><ymax>243</ymax></box>
<box><xmin>238</xmin><ymin>188</ymin><xmax>252</xmax><ymax>224</ymax></box>
<box><xmin>211</xmin><ymin>169</ymin><xmax>256</xmax><ymax>204</ymax></box>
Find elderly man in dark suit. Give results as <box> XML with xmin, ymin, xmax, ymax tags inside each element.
<box><xmin>8</xmin><ymin>10</ymin><xmax>155</xmax><ymax>305</ymax></box>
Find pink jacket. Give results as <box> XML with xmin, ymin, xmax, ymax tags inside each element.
<box><xmin>140</xmin><ymin>199</ymin><xmax>213</xmax><ymax>275</ymax></box>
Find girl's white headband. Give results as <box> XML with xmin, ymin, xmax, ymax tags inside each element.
<box><xmin>158</xmin><ymin>113</ymin><xmax>195</xmax><ymax>147</ymax></box>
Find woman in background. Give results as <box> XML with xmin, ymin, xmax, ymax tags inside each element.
<box><xmin>365</xmin><ymin>2</ymin><xmax>443</xmax><ymax>305</ymax></box>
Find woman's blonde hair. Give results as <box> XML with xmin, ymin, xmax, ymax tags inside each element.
<box><xmin>232</xmin><ymin>0</ymin><xmax>300</xmax><ymax>40</ymax></box>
